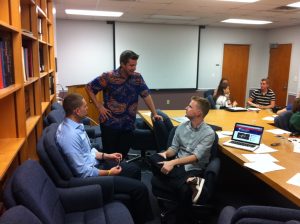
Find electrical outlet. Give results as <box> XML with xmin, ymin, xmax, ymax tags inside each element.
<box><xmin>166</xmin><ymin>100</ymin><xmax>170</xmax><ymax>105</ymax></box>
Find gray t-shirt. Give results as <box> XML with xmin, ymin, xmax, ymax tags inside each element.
<box><xmin>170</xmin><ymin>121</ymin><xmax>215</xmax><ymax>171</ymax></box>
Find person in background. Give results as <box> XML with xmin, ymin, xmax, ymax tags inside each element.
<box><xmin>247</xmin><ymin>78</ymin><xmax>276</xmax><ymax>109</ymax></box>
<box><xmin>289</xmin><ymin>98</ymin><xmax>300</xmax><ymax>132</ymax></box>
<box><xmin>213</xmin><ymin>78</ymin><xmax>229</xmax><ymax>97</ymax></box>
<box><xmin>56</xmin><ymin>93</ymin><xmax>153</xmax><ymax>224</ymax></box>
<box><xmin>150</xmin><ymin>96</ymin><xmax>215</xmax><ymax>224</ymax></box>
<box><xmin>86</xmin><ymin>50</ymin><xmax>162</xmax><ymax>158</ymax></box>
<box><xmin>214</xmin><ymin>82</ymin><xmax>237</xmax><ymax>108</ymax></box>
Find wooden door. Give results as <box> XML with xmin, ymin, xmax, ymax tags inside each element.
<box><xmin>268</xmin><ymin>44</ymin><xmax>292</xmax><ymax>107</ymax></box>
<box><xmin>222</xmin><ymin>44</ymin><xmax>250</xmax><ymax>107</ymax></box>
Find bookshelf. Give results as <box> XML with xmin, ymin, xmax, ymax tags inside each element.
<box><xmin>0</xmin><ymin>0</ymin><xmax>56</xmax><ymax>182</ymax></box>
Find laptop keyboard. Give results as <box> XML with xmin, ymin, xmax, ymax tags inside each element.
<box><xmin>230</xmin><ymin>140</ymin><xmax>256</xmax><ymax>148</ymax></box>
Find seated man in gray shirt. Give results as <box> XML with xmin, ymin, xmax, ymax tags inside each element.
<box><xmin>149</xmin><ymin>96</ymin><xmax>215</xmax><ymax>224</ymax></box>
<box><xmin>56</xmin><ymin>93</ymin><xmax>153</xmax><ymax>224</ymax></box>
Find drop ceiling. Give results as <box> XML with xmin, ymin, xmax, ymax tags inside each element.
<box><xmin>54</xmin><ymin>0</ymin><xmax>300</xmax><ymax>29</ymax></box>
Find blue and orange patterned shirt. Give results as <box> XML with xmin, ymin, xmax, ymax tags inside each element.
<box><xmin>87</xmin><ymin>67</ymin><xmax>150</xmax><ymax>131</ymax></box>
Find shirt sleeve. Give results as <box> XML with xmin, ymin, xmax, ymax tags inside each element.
<box><xmin>86</xmin><ymin>73</ymin><xmax>107</xmax><ymax>95</ymax></box>
<box><xmin>136</xmin><ymin>75</ymin><xmax>150</xmax><ymax>98</ymax></box>
<box><xmin>192</xmin><ymin>131</ymin><xmax>215</xmax><ymax>162</ymax></box>
<box><xmin>250</xmin><ymin>90</ymin><xmax>256</xmax><ymax>100</ymax></box>
<box><xmin>57</xmin><ymin>129</ymin><xmax>99</xmax><ymax>177</ymax></box>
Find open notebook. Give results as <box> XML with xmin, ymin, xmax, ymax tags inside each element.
<box><xmin>223</xmin><ymin>123</ymin><xmax>264</xmax><ymax>151</ymax></box>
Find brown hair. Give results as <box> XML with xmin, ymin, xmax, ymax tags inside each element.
<box><xmin>120</xmin><ymin>50</ymin><xmax>139</xmax><ymax>65</ymax></box>
<box><xmin>214</xmin><ymin>82</ymin><xmax>229</xmax><ymax>101</ymax></box>
<box><xmin>261</xmin><ymin>78</ymin><xmax>270</xmax><ymax>85</ymax></box>
<box><xmin>191</xmin><ymin>96</ymin><xmax>210</xmax><ymax>117</ymax></box>
<box><xmin>63</xmin><ymin>93</ymin><xmax>84</xmax><ymax>116</ymax></box>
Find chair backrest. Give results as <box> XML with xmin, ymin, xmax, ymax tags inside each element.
<box><xmin>5</xmin><ymin>160</ymin><xmax>65</xmax><ymax>224</ymax></box>
<box><xmin>274</xmin><ymin>111</ymin><xmax>293</xmax><ymax>131</ymax></box>
<box><xmin>0</xmin><ymin>205</ymin><xmax>42</xmax><ymax>224</ymax></box>
<box><xmin>37</xmin><ymin>123</ymin><xmax>74</xmax><ymax>187</ymax></box>
<box><xmin>152</xmin><ymin>110</ymin><xmax>174</xmax><ymax>152</ymax></box>
<box><xmin>51</xmin><ymin>102</ymin><xmax>64</xmax><ymax>111</ymax></box>
<box><xmin>206</xmin><ymin>95</ymin><xmax>216</xmax><ymax>109</ymax></box>
<box><xmin>46</xmin><ymin>109</ymin><xmax>65</xmax><ymax>125</ymax></box>
<box><xmin>204</xmin><ymin>89</ymin><xmax>215</xmax><ymax>98</ymax></box>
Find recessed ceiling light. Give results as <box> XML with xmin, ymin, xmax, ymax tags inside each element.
<box><xmin>222</xmin><ymin>18</ymin><xmax>272</xmax><ymax>25</ymax></box>
<box><xmin>287</xmin><ymin>2</ymin><xmax>300</xmax><ymax>8</ymax></box>
<box><xmin>218</xmin><ymin>0</ymin><xmax>260</xmax><ymax>2</ymax></box>
<box><xmin>65</xmin><ymin>9</ymin><xmax>123</xmax><ymax>17</ymax></box>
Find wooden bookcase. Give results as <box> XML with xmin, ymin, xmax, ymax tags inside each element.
<box><xmin>0</xmin><ymin>0</ymin><xmax>56</xmax><ymax>182</ymax></box>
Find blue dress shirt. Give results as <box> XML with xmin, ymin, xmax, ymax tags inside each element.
<box><xmin>56</xmin><ymin>118</ymin><xmax>100</xmax><ymax>177</ymax></box>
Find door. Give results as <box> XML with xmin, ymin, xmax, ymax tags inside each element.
<box><xmin>222</xmin><ymin>44</ymin><xmax>250</xmax><ymax>107</ymax></box>
<box><xmin>268</xmin><ymin>44</ymin><xmax>292</xmax><ymax>107</ymax></box>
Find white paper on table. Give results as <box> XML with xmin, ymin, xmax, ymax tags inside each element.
<box><xmin>171</xmin><ymin>117</ymin><xmax>189</xmax><ymax>123</ymax></box>
<box><xmin>248</xmin><ymin>108</ymin><xmax>261</xmax><ymax>111</ymax></box>
<box><xmin>141</xmin><ymin>112</ymin><xmax>151</xmax><ymax>116</ymax></box>
<box><xmin>254</xmin><ymin>144</ymin><xmax>278</xmax><ymax>153</ymax></box>
<box><xmin>216</xmin><ymin>132</ymin><xmax>231</xmax><ymax>139</ymax></box>
<box><xmin>242</xmin><ymin>153</ymin><xmax>278</xmax><ymax>162</ymax></box>
<box><xmin>287</xmin><ymin>173</ymin><xmax>300</xmax><ymax>187</ymax></box>
<box><xmin>266</xmin><ymin>129</ymin><xmax>291</xmax><ymax>135</ymax></box>
<box><xmin>262</xmin><ymin>116</ymin><xmax>275</xmax><ymax>121</ymax></box>
<box><xmin>244</xmin><ymin>161</ymin><xmax>285</xmax><ymax>173</ymax></box>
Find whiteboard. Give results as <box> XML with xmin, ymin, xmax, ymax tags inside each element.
<box><xmin>115</xmin><ymin>22</ymin><xmax>199</xmax><ymax>89</ymax></box>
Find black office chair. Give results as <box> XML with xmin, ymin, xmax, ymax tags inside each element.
<box><xmin>204</xmin><ymin>89</ymin><xmax>215</xmax><ymax>98</ymax></box>
<box><xmin>127</xmin><ymin>118</ymin><xmax>158</xmax><ymax>163</ymax></box>
<box><xmin>151</xmin><ymin>109</ymin><xmax>175</xmax><ymax>152</ymax></box>
<box><xmin>151</xmin><ymin>129</ymin><xmax>220</xmax><ymax>223</ymax></box>
<box><xmin>217</xmin><ymin>205</ymin><xmax>300</xmax><ymax>224</ymax></box>
<box><xmin>206</xmin><ymin>95</ymin><xmax>216</xmax><ymax>109</ymax></box>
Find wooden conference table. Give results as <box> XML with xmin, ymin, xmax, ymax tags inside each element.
<box><xmin>138</xmin><ymin>109</ymin><xmax>300</xmax><ymax>207</ymax></box>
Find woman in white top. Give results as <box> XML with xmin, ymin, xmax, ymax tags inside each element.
<box><xmin>214</xmin><ymin>82</ymin><xmax>237</xmax><ymax>108</ymax></box>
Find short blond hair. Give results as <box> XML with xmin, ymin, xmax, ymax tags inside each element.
<box><xmin>191</xmin><ymin>96</ymin><xmax>210</xmax><ymax>117</ymax></box>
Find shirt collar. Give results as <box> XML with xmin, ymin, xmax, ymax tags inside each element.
<box><xmin>64</xmin><ymin>118</ymin><xmax>85</xmax><ymax>131</ymax></box>
<box><xmin>187</xmin><ymin>120</ymin><xmax>204</xmax><ymax>131</ymax></box>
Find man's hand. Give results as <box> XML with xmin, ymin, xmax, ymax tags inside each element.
<box><xmin>98</xmin><ymin>106</ymin><xmax>112</xmax><ymax>122</ymax></box>
<box><xmin>159</xmin><ymin>160</ymin><xmax>175</xmax><ymax>175</ymax></box>
<box><xmin>106</xmin><ymin>153</ymin><xmax>122</xmax><ymax>162</ymax></box>
<box><xmin>152</xmin><ymin>114</ymin><xmax>163</xmax><ymax>121</ymax></box>
<box><xmin>109</xmin><ymin>166</ymin><xmax>122</xmax><ymax>176</ymax></box>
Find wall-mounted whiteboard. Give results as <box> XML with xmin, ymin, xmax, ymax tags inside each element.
<box><xmin>115</xmin><ymin>22</ymin><xmax>199</xmax><ymax>89</ymax></box>
<box><xmin>56</xmin><ymin>20</ymin><xmax>114</xmax><ymax>88</ymax></box>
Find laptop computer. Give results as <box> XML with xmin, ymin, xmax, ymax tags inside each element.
<box><xmin>223</xmin><ymin>123</ymin><xmax>264</xmax><ymax>151</ymax></box>
<box><xmin>225</xmin><ymin>107</ymin><xmax>248</xmax><ymax>112</ymax></box>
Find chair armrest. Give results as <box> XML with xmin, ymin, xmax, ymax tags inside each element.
<box><xmin>85</xmin><ymin>128</ymin><xmax>96</xmax><ymax>138</ymax></box>
<box><xmin>217</xmin><ymin>206</ymin><xmax>237</xmax><ymax>224</ymax></box>
<box><xmin>69</xmin><ymin>176</ymin><xmax>114</xmax><ymax>202</ymax></box>
<box><xmin>232</xmin><ymin>206</ymin><xmax>300</xmax><ymax>223</ymax></box>
<box><xmin>58</xmin><ymin>185</ymin><xmax>103</xmax><ymax>213</ymax></box>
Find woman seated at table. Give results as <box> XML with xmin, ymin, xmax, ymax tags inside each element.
<box><xmin>289</xmin><ymin>98</ymin><xmax>300</xmax><ymax>132</ymax></box>
<box><xmin>214</xmin><ymin>82</ymin><xmax>237</xmax><ymax>108</ymax></box>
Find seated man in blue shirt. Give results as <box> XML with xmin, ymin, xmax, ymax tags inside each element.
<box><xmin>56</xmin><ymin>93</ymin><xmax>153</xmax><ymax>224</ymax></box>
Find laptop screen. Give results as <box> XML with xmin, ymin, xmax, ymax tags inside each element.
<box><xmin>232</xmin><ymin>123</ymin><xmax>264</xmax><ymax>145</ymax></box>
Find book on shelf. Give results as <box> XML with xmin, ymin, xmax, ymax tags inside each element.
<box><xmin>49</xmin><ymin>75</ymin><xmax>54</xmax><ymax>95</ymax></box>
<box><xmin>38</xmin><ymin>18</ymin><xmax>43</xmax><ymax>40</ymax></box>
<box><xmin>0</xmin><ymin>31</ymin><xmax>15</xmax><ymax>88</ymax></box>
<box><xmin>39</xmin><ymin>46</ymin><xmax>45</xmax><ymax>72</ymax></box>
<box><xmin>25</xmin><ymin>88</ymin><xmax>31</xmax><ymax>118</ymax></box>
<box><xmin>22</xmin><ymin>41</ymin><xmax>34</xmax><ymax>81</ymax></box>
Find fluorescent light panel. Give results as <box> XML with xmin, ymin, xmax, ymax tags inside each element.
<box><xmin>287</xmin><ymin>2</ymin><xmax>300</xmax><ymax>7</ymax></box>
<box><xmin>222</xmin><ymin>18</ymin><xmax>272</xmax><ymax>25</ymax></box>
<box><xmin>65</xmin><ymin>9</ymin><xmax>123</xmax><ymax>17</ymax></box>
<box><xmin>218</xmin><ymin>0</ymin><xmax>260</xmax><ymax>2</ymax></box>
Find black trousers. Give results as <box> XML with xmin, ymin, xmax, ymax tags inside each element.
<box><xmin>149</xmin><ymin>154</ymin><xmax>202</xmax><ymax>224</ymax></box>
<box><xmin>100</xmin><ymin>161</ymin><xmax>153</xmax><ymax>224</ymax></box>
<box><xmin>100</xmin><ymin>124</ymin><xmax>133</xmax><ymax>158</ymax></box>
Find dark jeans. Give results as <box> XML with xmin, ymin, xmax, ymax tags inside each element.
<box><xmin>149</xmin><ymin>154</ymin><xmax>202</xmax><ymax>224</ymax></box>
<box><xmin>113</xmin><ymin>176</ymin><xmax>154</xmax><ymax>224</ymax></box>
<box><xmin>100</xmin><ymin>124</ymin><xmax>133</xmax><ymax>158</ymax></box>
<box><xmin>101</xmin><ymin>160</ymin><xmax>141</xmax><ymax>180</ymax></box>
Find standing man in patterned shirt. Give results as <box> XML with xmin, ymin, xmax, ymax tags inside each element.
<box><xmin>86</xmin><ymin>50</ymin><xmax>161</xmax><ymax>157</ymax></box>
<box><xmin>247</xmin><ymin>78</ymin><xmax>276</xmax><ymax>109</ymax></box>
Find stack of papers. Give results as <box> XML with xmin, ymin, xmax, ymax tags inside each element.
<box><xmin>262</xmin><ymin>116</ymin><xmax>275</xmax><ymax>121</ymax></box>
<box><xmin>243</xmin><ymin>153</ymin><xmax>284</xmax><ymax>173</ymax></box>
<box><xmin>287</xmin><ymin>173</ymin><xmax>300</xmax><ymax>187</ymax></box>
<box><xmin>248</xmin><ymin>108</ymin><xmax>261</xmax><ymax>111</ymax></box>
<box><xmin>171</xmin><ymin>116</ymin><xmax>189</xmax><ymax>123</ymax></box>
<box><xmin>255</xmin><ymin>144</ymin><xmax>278</xmax><ymax>153</ymax></box>
<box><xmin>266</xmin><ymin>129</ymin><xmax>291</xmax><ymax>135</ymax></box>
